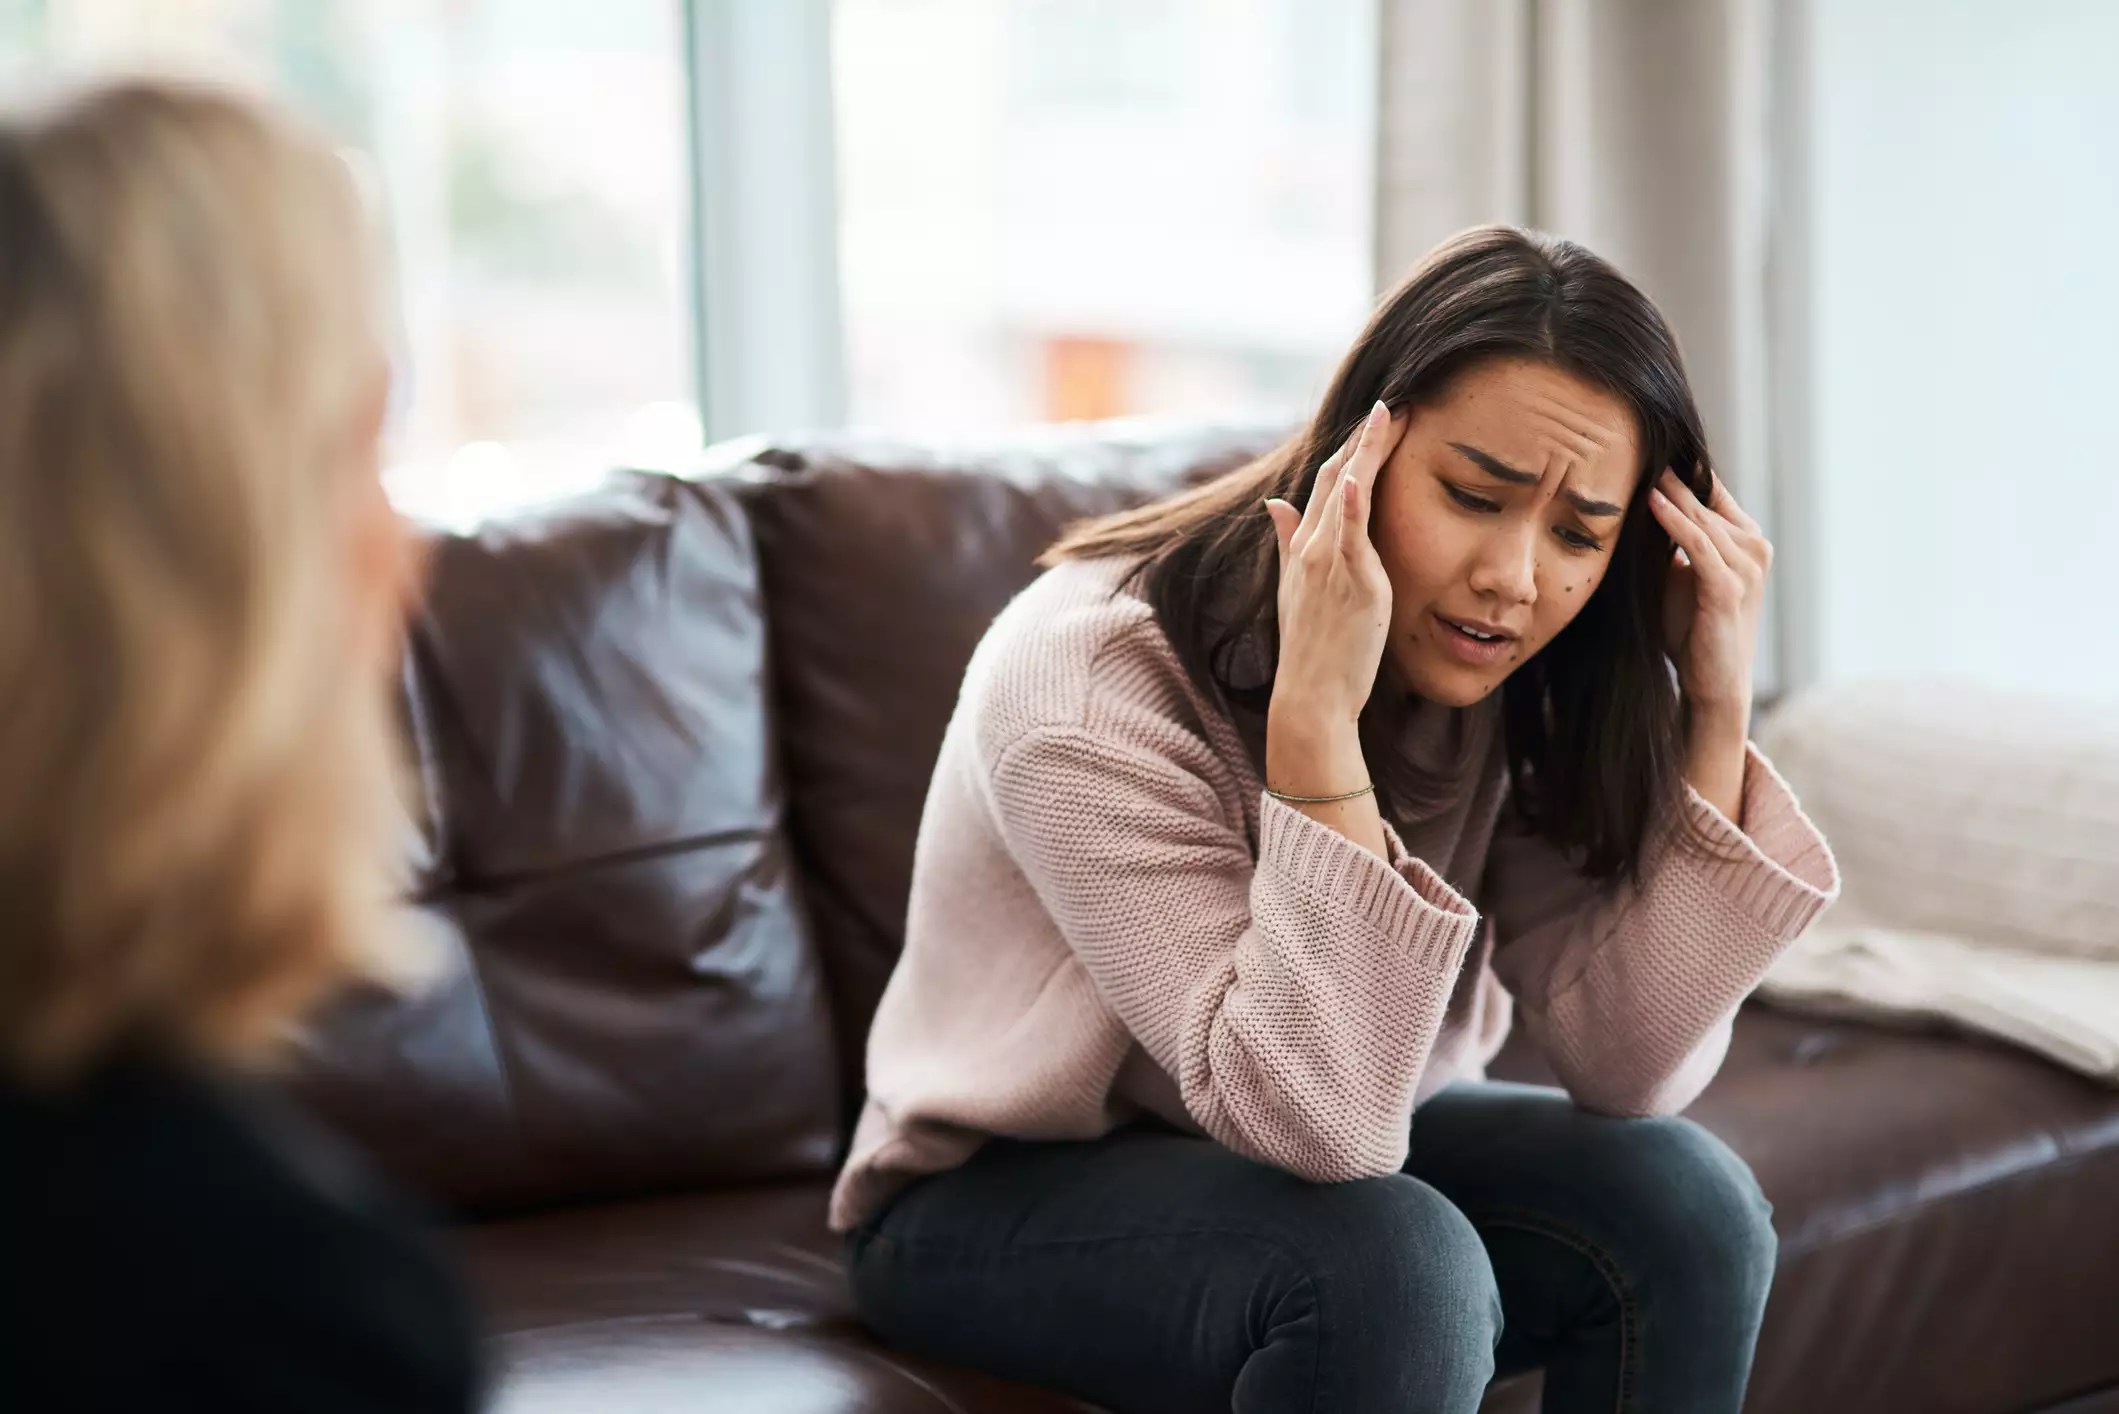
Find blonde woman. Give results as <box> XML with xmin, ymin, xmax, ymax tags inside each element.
<box><xmin>0</xmin><ymin>79</ymin><xmax>480</xmax><ymax>1411</ymax></box>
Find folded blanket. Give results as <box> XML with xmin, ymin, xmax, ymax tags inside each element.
<box><xmin>1765</xmin><ymin>924</ymin><xmax>2119</xmax><ymax>1082</ymax></box>
<box><xmin>1757</xmin><ymin>678</ymin><xmax>2119</xmax><ymax>1084</ymax></box>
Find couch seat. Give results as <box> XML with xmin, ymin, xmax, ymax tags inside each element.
<box><xmin>460</xmin><ymin>1007</ymin><xmax>2119</xmax><ymax>1414</ymax></box>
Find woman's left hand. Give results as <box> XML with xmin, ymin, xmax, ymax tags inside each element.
<box><xmin>1649</xmin><ymin>467</ymin><xmax>1772</xmax><ymax>720</ymax></box>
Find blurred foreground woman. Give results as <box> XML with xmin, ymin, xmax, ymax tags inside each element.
<box><xmin>0</xmin><ymin>76</ymin><xmax>481</xmax><ymax>1413</ymax></box>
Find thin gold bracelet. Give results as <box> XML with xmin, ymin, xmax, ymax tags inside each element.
<box><xmin>1264</xmin><ymin>782</ymin><xmax>1377</xmax><ymax>804</ymax></box>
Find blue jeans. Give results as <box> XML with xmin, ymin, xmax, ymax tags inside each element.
<box><xmin>847</xmin><ymin>1081</ymin><xmax>1776</xmax><ymax>1413</ymax></box>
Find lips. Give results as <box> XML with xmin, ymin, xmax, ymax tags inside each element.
<box><xmin>1436</xmin><ymin>614</ymin><xmax>1517</xmax><ymax>643</ymax></box>
<box><xmin>1431</xmin><ymin>612</ymin><xmax>1521</xmax><ymax>668</ymax></box>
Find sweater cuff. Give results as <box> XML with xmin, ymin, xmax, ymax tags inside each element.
<box><xmin>1258</xmin><ymin>791</ymin><xmax>1477</xmax><ymax>968</ymax></box>
<box><xmin>1677</xmin><ymin>741</ymin><xmax>1842</xmax><ymax>939</ymax></box>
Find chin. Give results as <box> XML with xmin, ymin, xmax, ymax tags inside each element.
<box><xmin>1394</xmin><ymin>656</ymin><xmax>1506</xmax><ymax>709</ymax></box>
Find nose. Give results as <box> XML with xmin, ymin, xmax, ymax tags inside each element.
<box><xmin>1466</xmin><ymin>521</ymin><xmax>1539</xmax><ymax>607</ymax></box>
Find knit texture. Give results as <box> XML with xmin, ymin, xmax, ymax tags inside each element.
<box><xmin>829</xmin><ymin>556</ymin><xmax>1840</xmax><ymax>1232</ymax></box>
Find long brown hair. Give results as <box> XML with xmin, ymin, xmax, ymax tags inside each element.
<box><xmin>1045</xmin><ymin>225</ymin><xmax>1717</xmax><ymax>882</ymax></box>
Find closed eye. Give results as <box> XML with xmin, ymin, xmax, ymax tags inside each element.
<box><xmin>1450</xmin><ymin>482</ymin><xmax>1606</xmax><ymax>552</ymax></box>
<box><xmin>1444</xmin><ymin>483</ymin><xmax>1500</xmax><ymax>513</ymax></box>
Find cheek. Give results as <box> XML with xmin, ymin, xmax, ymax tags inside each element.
<box><xmin>1372</xmin><ymin>497</ymin><xmax>1459</xmax><ymax>599</ymax></box>
<box><xmin>1534</xmin><ymin>560</ymin><xmax>1608</xmax><ymax>630</ymax></box>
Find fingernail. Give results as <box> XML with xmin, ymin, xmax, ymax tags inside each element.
<box><xmin>1370</xmin><ymin>400</ymin><xmax>1389</xmax><ymax>424</ymax></box>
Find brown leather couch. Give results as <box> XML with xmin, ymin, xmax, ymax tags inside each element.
<box><xmin>294</xmin><ymin>422</ymin><xmax>2119</xmax><ymax>1413</ymax></box>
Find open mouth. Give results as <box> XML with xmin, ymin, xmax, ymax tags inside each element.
<box><xmin>1437</xmin><ymin>615</ymin><xmax>1513</xmax><ymax>644</ymax></box>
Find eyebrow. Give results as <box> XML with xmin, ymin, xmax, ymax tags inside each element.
<box><xmin>1447</xmin><ymin>441</ymin><xmax>1624</xmax><ymax>518</ymax></box>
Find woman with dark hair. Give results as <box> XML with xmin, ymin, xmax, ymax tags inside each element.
<box><xmin>833</xmin><ymin>225</ymin><xmax>1840</xmax><ymax>1412</ymax></box>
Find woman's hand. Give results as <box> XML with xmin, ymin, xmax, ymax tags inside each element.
<box><xmin>1263</xmin><ymin>400</ymin><xmax>1407</xmax><ymax>727</ymax></box>
<box><xmin>1260</xmin><ymin>402</ymin><xmax>1405</xmax><ymax>860</ymax></box>
<box><xmin>1650</xmin><ymin>467</ymin><xmax>1771</xmax><ymax>819</ymax></box>
<box><xmin>1650</xmin><ymin>468</ymin><xmax>1771</xmax><ymax>717</ymax></box>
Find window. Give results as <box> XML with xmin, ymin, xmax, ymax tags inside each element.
<box><xmin>6</xmin><ymin>0</ymin><xmax>1385</xmax><ymax>479</ymax></box>
<box><xmin>831</xmin><ymin>0</ymin><xmax>1378</xmax><ymax>431</ymax></box>
<box><xmin>1806</xmin><ymin>0</ymin><xmax>2119</xmax><ymax>702</ymax></box>
<box><xmin>0</xmin><ymin>0</ymin><xmax>698</xmax><ymax>517</ymax></box>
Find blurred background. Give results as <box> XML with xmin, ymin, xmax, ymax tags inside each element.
<box><xmin>2</xmin><ymin>0</ymin><xmax>2112</xmax><ymax>703</ymax></box>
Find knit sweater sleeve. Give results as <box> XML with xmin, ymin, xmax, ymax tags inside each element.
<box><xmin>987</xmin><ymin>722</ymin><xmax>1480</xmax><ymax>1182</ymax></box>
<box><xmin>1486</xmin><ymin>740</ymin><xmax>1840</xmax><ymax>1116</ymax></box>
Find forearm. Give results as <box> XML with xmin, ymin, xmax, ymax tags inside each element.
<box><xmin>1683</xmin><ymin>700</ymin><xmax>1751</xmax><ymax>824</ymax></box>
<box><xmin>991</xmin><ymin>722</ymin><xmax>1480</xmax><ymax>1183</ymax></box>
<box><xmin>1266</xmin><ymin>692</ymin><xmax>1389</xmax><ymax>861</ymax></box>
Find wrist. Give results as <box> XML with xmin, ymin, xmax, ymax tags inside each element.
<box><xmin>1266</xmin><ymin>701</ymin><xmax>1369</xmax><ymax>798</ymax></box>
<box><xmin>1682</xmin><ymin>701</ymin><xmax>1750</xmax><ymax>824</ymax></box>
<box><xmin>1685</xmin><ymin>696</ymin><xmax>1752</xmax><ymax>747</ymax></box>
<box><xmin>1268</xmin><ymin>683</ymin><xmax>1362</xmax><ymax>731</ymax></box>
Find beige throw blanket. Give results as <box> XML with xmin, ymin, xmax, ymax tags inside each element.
<box><xmin>1757</xmin><ymin>679</ymin><xmax>2119</xmax><ymax>1083</ymax></box>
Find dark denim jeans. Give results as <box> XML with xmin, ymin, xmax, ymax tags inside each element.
<box><xmin>847</xmin><ymin>1081</ymin><xmax>1776</xmax><ymax>1413</ymax></box>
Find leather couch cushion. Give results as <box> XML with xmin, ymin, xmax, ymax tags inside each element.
<box><xmin>720</xmin><ymin>422</ymin><xmax>1290</xmax><ymax>1100</ymax></box>
<box><xmin>459</xmin><ymin>1184</ymin><xmax>1095</xmax><ymax>1414</ymax></box>
<box><xmin>295</xmin><ymin>472</ymin><xmax>841</xmax><ymax>1213</ymax></box>
<box><xmin>1489</xmin><ymin>1005</ymin><xmax>2119</xmax><ymax>1414</ymax></box>
<box><xmin>459</xmin><ymin>1003</ymin><xmax>2119</xmax><ymax>1414</ymax></box>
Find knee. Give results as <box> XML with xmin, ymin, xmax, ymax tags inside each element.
<box><xmin>1610</xmin><ymin>1116</ymin><xmax>1777</xmax><ymax>1302</ymax></box>
<box><xmin>1276</xmin><ymin>1176</ymin><xmax>1502</xmax><ymax>1386</ymax></box>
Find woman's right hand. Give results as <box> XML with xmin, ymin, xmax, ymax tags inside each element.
<box><xmin>1260</xmin><ymin>401</ymin><xmax>1405</xmax><ymax>860</ymax></box>
<box><xmin>1263</xmin><ymin>400</ymin><xmax>1407</xmax><ymax>729</ymax></box>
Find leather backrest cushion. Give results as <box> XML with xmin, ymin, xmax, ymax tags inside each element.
<box><xmin>293</xmin><ymin>471</ymin><xmax>840</xmax><ymax>1214</ymax></box>
<box><xmin>721</xmin><ymin>421</ymin><xmax>1291</xmax><ymax>1100</ymax></box>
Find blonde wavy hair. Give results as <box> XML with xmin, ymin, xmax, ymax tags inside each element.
<box><xmin>0</xmin><ymin>77</ymin><xmax>417</xmax><ymax>1085</ymax></box>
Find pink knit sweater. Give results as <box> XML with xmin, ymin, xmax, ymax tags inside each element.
<box><xmin>829</xmin><ymin>556</ymin><xmax>1840</xmax><ymax>1232</ymax></box>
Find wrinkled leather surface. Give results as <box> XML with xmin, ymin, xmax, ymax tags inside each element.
<box><xmin>454</xmin><ymin>1002</ymin><xmax>2119</xmax><ymax>1414</ymax></box>
<box><xmin>290</xmin><ymin>426</ymin><xmax>2117</xmax><ymax>1412</ymax></box>
<box><xmin>458</xmin><ymin>1185</ymin><xmax>1096</xmax><ymax>1414</ymax></box>
<box><xmin>295</xmin><ymin>473</ymin><xmax>840</xmax><ymax>1213</ymax></box>
<box><xmin>1485</xmin><ymin>1006</ymin><xmax>2119</xmax><ymax>1414</ymax></box>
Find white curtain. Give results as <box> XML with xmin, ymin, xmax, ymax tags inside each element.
<box><xmin>1374</xmin><ymin>0</ymin><xmax>1801</xmax><ymax>696</ymax></box>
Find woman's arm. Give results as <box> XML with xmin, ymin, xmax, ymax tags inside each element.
<box><xmin>990</xmin><ymin>713</ymin><xmax>1479</xmax><ymax>1183</ymax></box>
<box><xmin>1259</xmin><ymin>400</ymin><xmax>1404</xmax><ymax>863</ymax></box>
<box><xmin>1651</xmin><ymin>464</ymin><xmax>1767</xmax><ymax>823</ymax></box>
<box><xmin>1486</xmin><ymin>743</ymin><xmax>1839</xmax><ymax>1116</ymax></box>
<box><xmin>1265</xmin><ymin>704</ymin><xmax>1389</xmax><ymax>860</ymax></box>
<box><xmin>994</xmin><ymin>399</ymin><xmax>1473</xmax><ymax>1180</ymax></box>
<box><xmin>1684</xmin><ymin>703</ymin><xmax>1750</xmax><ymax>825</ymax></box>
<box><xmin>1483</xmin><ymin>463</ymin><xmax>1833</xmax><ymax>1116</ymax></box>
